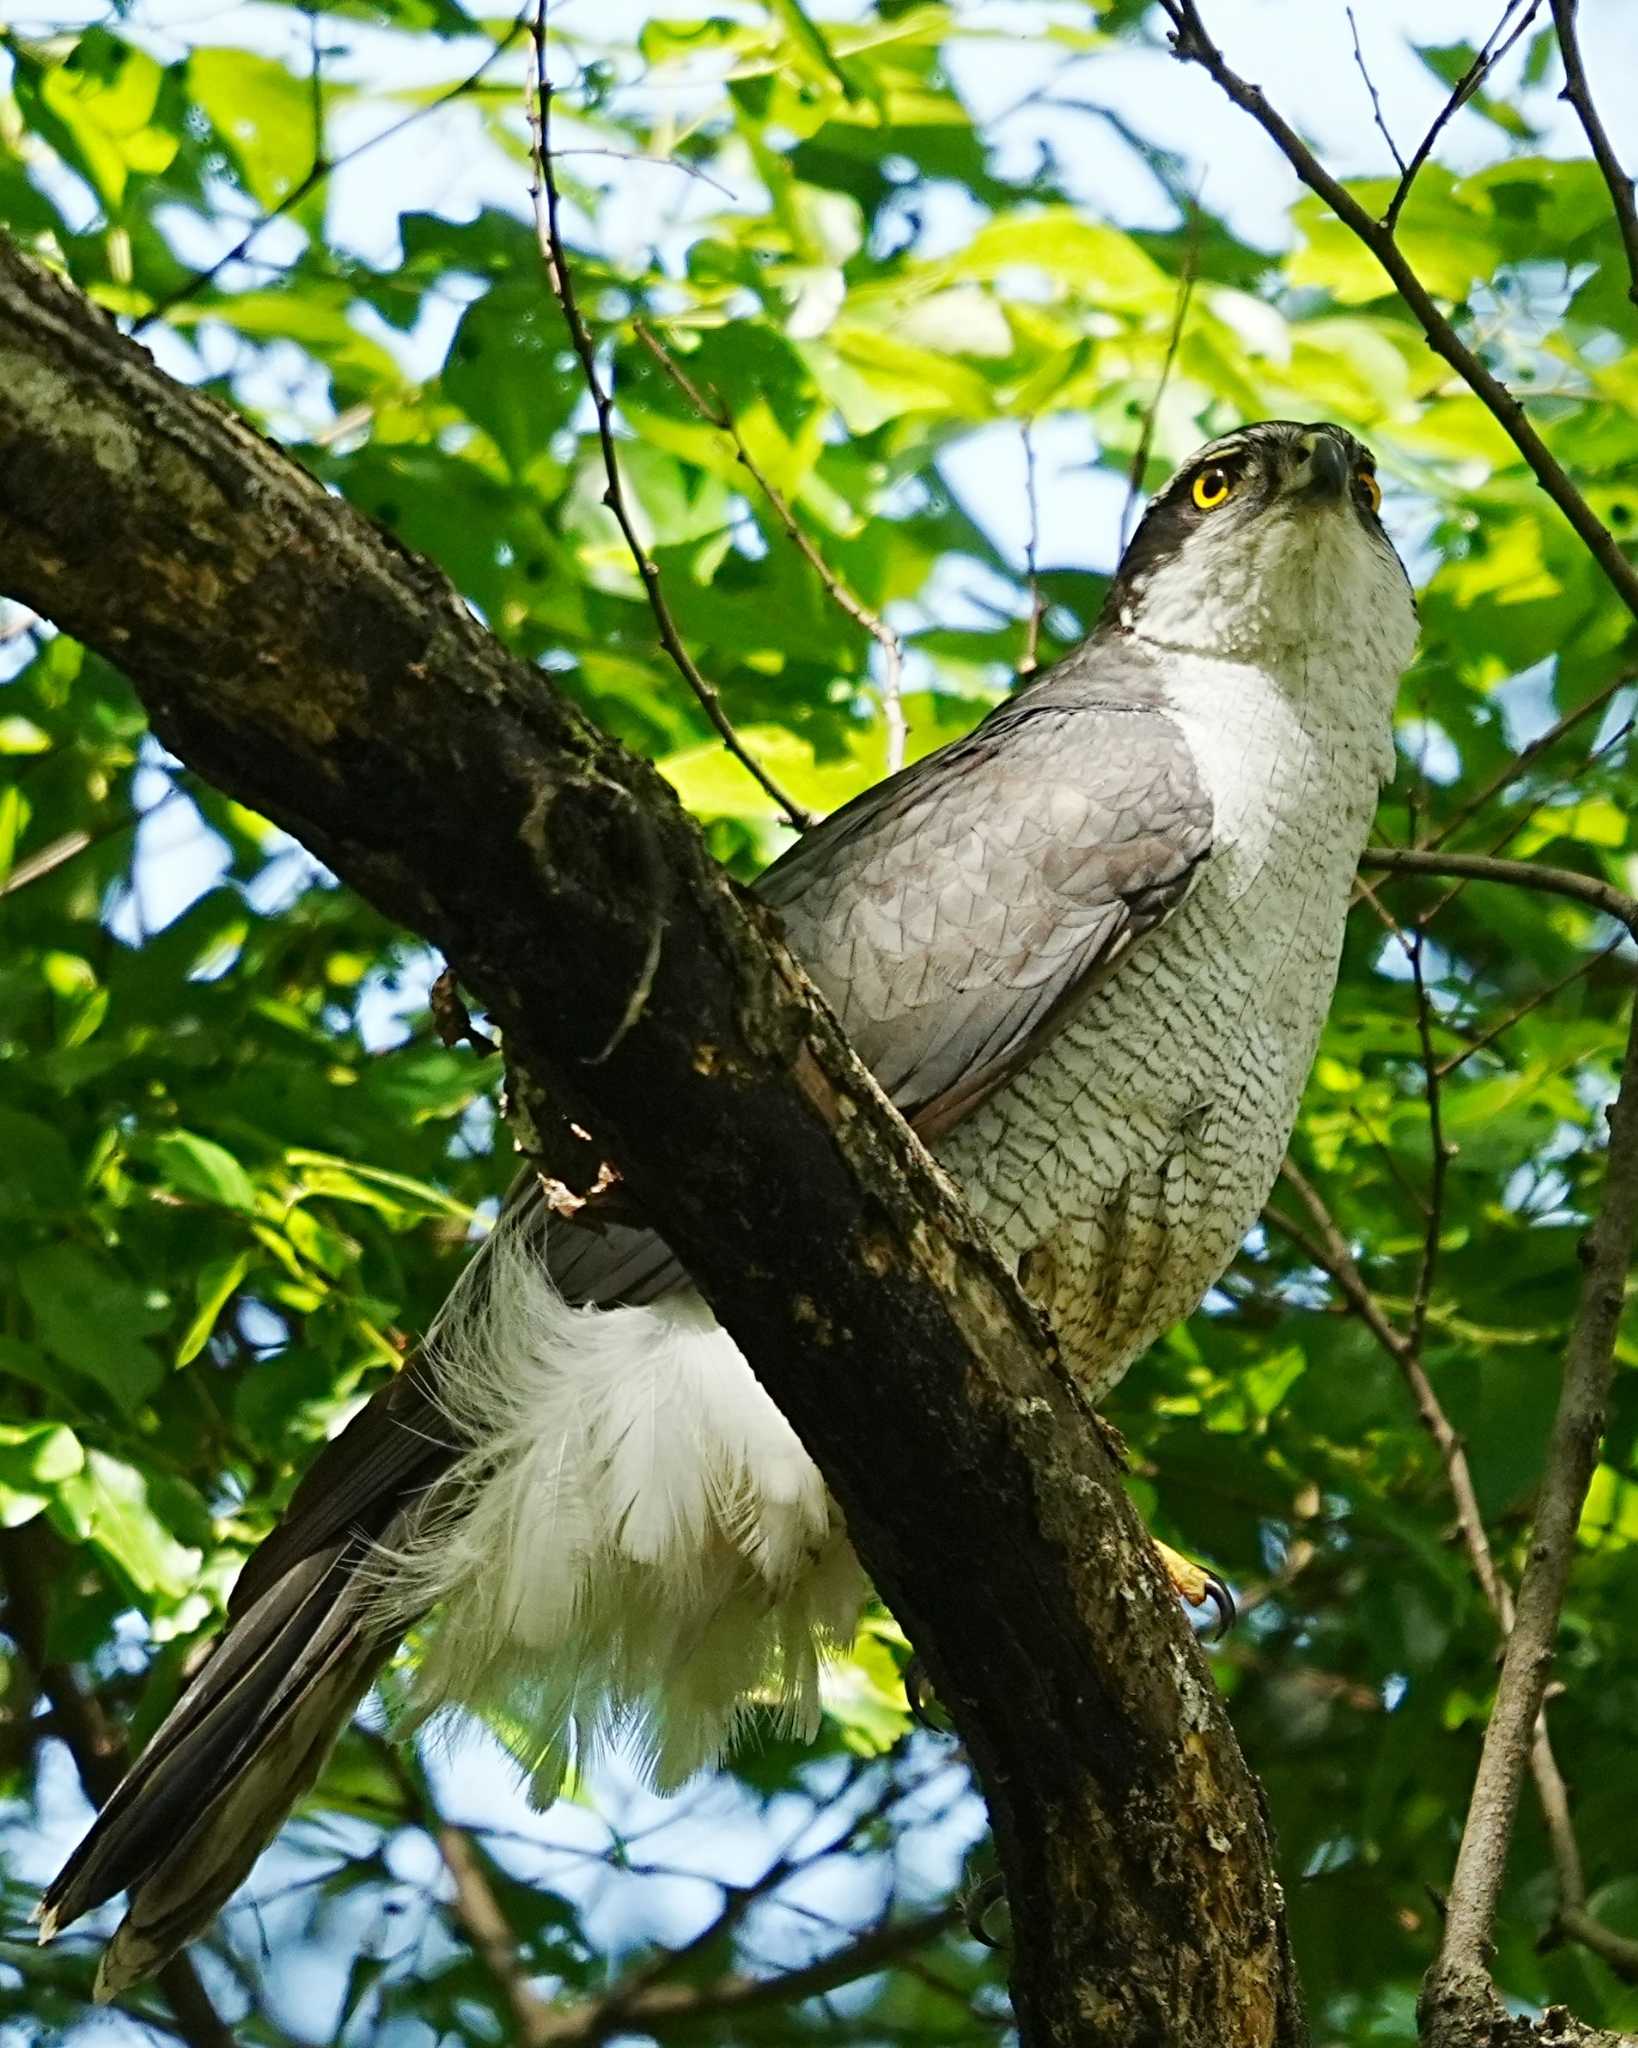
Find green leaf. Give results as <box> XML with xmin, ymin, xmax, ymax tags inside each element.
<box><xmin>16</xmin><ymin>1244</ymin><xmax>165</xmax><ymax>1413</ymax></box>
<box><xmin>151</xmin><ymin>1130</ymin><xmax>259</xmax><ymax>1213</ymax></box>
<box><xmin>769</xmin><ymin>0</ymin><xmax>862</xmax><ymax>101</ymax></box>
<box><xmin>50</xmin><ymin>1450</ymin><xmax>200</xmax><ymax>1598</ymax></box>
<box><xmin>0</xmin><ymin>1421</ymin><xmax>84</xmax><ymax>1486</ymax></box>
<box><xmin>444</xmin><ymin>283</ymin><xmax>578</xmax><ymax>478</ymax></box>
<box><xmin>27</xmin><ymin>30</ymin><xmax>177</xmax><ymax>210</ymax></box>
<box><xmin>175</xmin><ymin>1250</ymin><xmax>253</xmax><ymax>1367</ymax></box>
<box><xmin>0</xmin><ymin>1109</ymin><xmax>78</xmax><ymax>1216</ymax></box>
<box><xmin>188</xmin><ymin>48</ymin><xmax>317</xmax><ymax>209</ymax></box>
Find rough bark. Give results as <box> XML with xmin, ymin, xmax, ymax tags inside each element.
<box><xmin>0</xmin><ymin>234</ymin><xmax>1301</xmax><ymax>2047</ymax></box>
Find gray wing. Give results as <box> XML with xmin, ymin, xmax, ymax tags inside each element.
<box><xmin>233</xmin><ymin>655</ymin><xmax>1212</xmax><ymax>1606</ymax></box>
<box><xmin>758</xmin><ymin>683</ymin><xmax>1211</xmax><ymax>1138</ymax></box>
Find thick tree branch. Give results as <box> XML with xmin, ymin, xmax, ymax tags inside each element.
<box><xmin>0</xmin><ymin>234</ymin><xmax>1299</xmax><ymax>2048</ymax></box>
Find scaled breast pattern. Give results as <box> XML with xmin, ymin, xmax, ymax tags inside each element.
<box><xmin>936</xmin><ymin>643</ymin><xmax>1394</xmax><ymax>1400</ymax></box>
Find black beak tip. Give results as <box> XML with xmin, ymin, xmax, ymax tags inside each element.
<box><xmin>1305</xmin><ymin>432</ymin><xmax>1350</xmax><ymax>499</ymax></box>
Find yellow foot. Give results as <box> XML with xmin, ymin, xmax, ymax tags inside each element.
<box><xmin>1152</xmin><ymin>1538</ymin><xmax>1236</xmax><ymax>1639</ymax></box>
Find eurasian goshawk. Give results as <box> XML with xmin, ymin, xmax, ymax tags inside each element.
<box><xmin>42</xmin><ymin>419</ymin><xmax>1418</xmax><ymax>1994</ymax></box>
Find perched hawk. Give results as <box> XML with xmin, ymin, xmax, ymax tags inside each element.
<box><xmin>43</xmin><ymin>419</ymin><xmax>1417</xmax><ymax>1994</ymax></box>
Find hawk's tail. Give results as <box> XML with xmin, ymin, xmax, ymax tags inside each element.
<box><xmin>36</xmin><ymin>1536</ymin><xmax>394</xmax><ymax>2001</ymax></box>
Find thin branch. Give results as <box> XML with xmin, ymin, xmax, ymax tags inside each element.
<box><xmin>1159</xmin><ymin>0</ymin><xmax>1638</xmax><ymax>630</ymax></box>
<box><xmin>1549</xmin><ymin>0</ymin><xmax>1638</xmax><ymax>312</ymax></box>
<box><xmin>635</xmin><ymin>319</ymin><xmax>908</xmax><ymax>775</ymax></box>
<box><xmin>1423</xmin><ymin>670</ymin><xmax>1637</xmax><ymax>852</ymax></box>
<box><xmin>1270</xmin><ymin>1163</ymin><xmax>1511</xmax><ymax>1622</ymax></box>
<box><xmin>437</xmin><ymin>1824</ymin><xmax>560</xmax><ymax>2045</ymax></box>
<box><xmin>1119</xmin><ymin>217</ymin><xmax>1199</xmax><ymax>551</ymax></box>
<box><xmin>551</xmin><ymin>146</ymin><xmax>739</xmax><ymax>201</ymax></box>
<box><xmin>538</xmin><ymin>1906</ymin><xmax>966</xmax><ymax>2044</ymax></box>
<box><xmin>526</xmin><ymin>20</ymin><xmax>808</xmax><ymax>827</ymax></box>
<box><xmin>375</xmin><ymin>1713</ymin><xmax>964</xmax><ymax>2042</ymax></box>
<box><xmin>1407</xmin><ymin>932</ymin><xmax>1450</xmax><ymax>1358</ymax></box>
<box><xmin>1018</xmin><ymin>422</ymin><xmax>1045</xmax><ymax>679</ymax></box>
<box><xmin>1413</xmin><ymin>715</ymin><xmax>1635</xmax><ymax>932</ymax></box>
<box><xmin>1359</xmin><ymin>844</ymin><xmax>1638</xmax><ymax>943</ymax></box>
<box><xmin>1346</xmin><ymin>7</ymin><xmax>1406</xmax><ymax>177</ymax></box>
<box><xmin>1436</xmin><ymin>935</ymin><xmax>1622</xmax><ymax>1079</ymax></box>
<box><xmin>134</xmin><ymin>9</ymin><xmax>530</xmax><ymax>335</ymax></box>
<box><xmin>1431</xmin><ymin>996</ymin><xmax>1638</xmax><ymax>2015</ymax></box>
<box><xmin>1383</xmin><ymin>0</ymin><xmax>1542</xmax><ymax>232</ymax></box>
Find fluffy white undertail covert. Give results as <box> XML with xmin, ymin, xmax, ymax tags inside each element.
<box><xmin>379</xmin><ymin>1218</ymin><xmax>867</xmax><ymax>1799</ymax></box>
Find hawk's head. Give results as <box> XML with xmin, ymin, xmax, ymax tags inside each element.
<box><xmin>1104</xmin><ymin>420</ymin><xmax>1417</xmax><ymax>681</ymax></box>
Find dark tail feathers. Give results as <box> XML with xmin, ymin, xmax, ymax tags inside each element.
<box><xmin>38</xmin><ymin>1535</ymin><xmax>394</xmax><ymax>1999</ymax></box>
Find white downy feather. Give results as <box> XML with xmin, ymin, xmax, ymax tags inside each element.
<box><xmin>371</xmin><ymin>1217</ymin><xmax>867</xmax><ymax>1799</ymax></box>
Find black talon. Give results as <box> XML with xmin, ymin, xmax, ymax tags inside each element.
<box><xmin>904</xmin><ymin>1654</ymin><xmax>952</xmax><ymax>1732</ymax></box>
<box><xmin>1203</xmin><ymin>1572</ymin><xmax>1237</xmax><ymax>1641</ymax></box>
<box><xmin>964</xmin><ymin>1872</ymin><xmax>1010</xmax><ymax>1949</ymax></box>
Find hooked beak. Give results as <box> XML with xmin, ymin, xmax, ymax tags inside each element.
<box><xmin>1291</xmin><ymin>430</ymin><xmax>1350</xmax><ymax>503</ymax></box>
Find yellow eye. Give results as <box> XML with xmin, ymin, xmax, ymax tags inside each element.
<box><xmin>1191</xmin><ymin>465</ymin><xmax>1234</xmax><ymax>510</ymax></box>
<box><xmin>1357</xmin><ymin>469</ymin><xmax>1382</xmax><ymax>514</ymax></box>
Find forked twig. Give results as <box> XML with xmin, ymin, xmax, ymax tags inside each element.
<box><xmin>1383</xmin><ymin>0</ymin><xmax>1543</xmax><ymax>232</ymax></box>
<box><xmin>634</xmin><ymin>320</ymin><xmax>908</xmax><ymax>775</ymax></box>
<box><xmin>136</xmin><ymin>7</ymin><xmax>531</xmax><ymax>336</ymax></box>
<box><xmin>1158</xmin><ymin>0</ymin><xmax>1638</xmax><ymax>629</ymax></box>
<box><xmin>525</xmin><ymin>5</ymin><xmax>809</xmax><ymax>828</ymax></box>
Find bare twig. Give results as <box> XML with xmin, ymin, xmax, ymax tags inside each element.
<box><xmin>1423</xmin><ymin>671</ymin><xmax>1636</xmax><ymax>852</ymax></box>
<box><xmin>1159</xmin><ymin>0</ymin><xmax>1638</xmax><ymax>629</ymax></box>
<box><xmin>1407</xmin><ymin>932</ymin><xmax>1450</xmax><ymax>1358</ymax></box>
<box><xmin>135</xmin><ymin>9</ymin><xmax>530</xmax><ymax>336</ymax></box>
<box><xmin>1119</xmin><ymin>219</ymin><xmax>1199</xmax><ymax>551</ymax></box>
<box><xmin>1413</xmin><ymin>715</ymin><xmax>1635</xmax><ymax>932</ymax></box>
<box><xmin>1549</xmin><ymin>0</ymin><xmax>1638</xmax><ymax>312</ymax></box>
<box><xmin>1018</xmin><ymin>422</ymin><xmax>1045</xmax><ymax>678</ymax></box>
<box><xmin>551</xmin><ymin>146</ymin><xmax>739</xmax><ymax>201</ymax></box>
<box><xmin>1346</xmin><ymin>7</ymin><xmax>1406</xmax><ymax>177</ymax></box>
<box><xmin>1360</xmin><ymin>845</ymin><xmax>1638</xmax><ymax>944</ymax></box>
<box><xmin>1431</xmin><ymin>996</ymin><xmax>1638</xmax><ymax>2017</ymax></box>
<box><xmin>635</xmin><ymin>320</ymin><xmax>908</xmax><ymax>776</ymax></box>
<box><xmin>1270</xmin><ymin>1163</ymin><xmax>1512</xmax><ymax>1621</ymax></box>
<box><xmin>1383</xmin><ymin>0</ymin><xmax>1543</xmax><ymax>232</ymax></box>
<box><xmin>526</xmin><ymin>23</ymin><xmax>808</xmax><ymax>827</ymax></box>
<box><xmin>1436</xmin><ymin>935</ymin><xmax>1623</xmax><ymax>1080</ymax></box>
